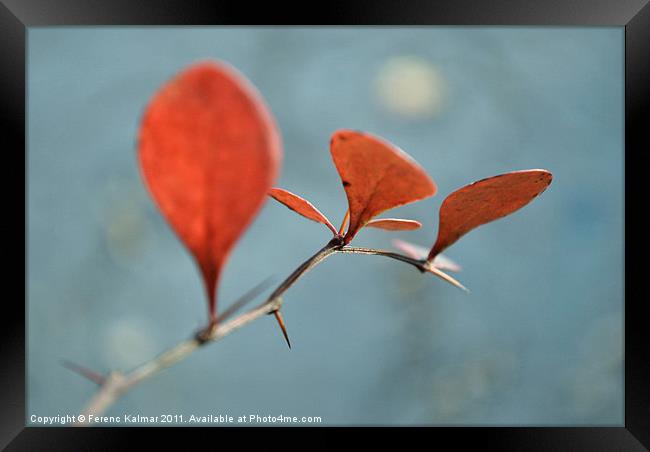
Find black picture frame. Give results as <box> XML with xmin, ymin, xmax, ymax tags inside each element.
<box><xmin>4</xmin><ymin>0</ymin><xmax>647</xmax><ymax>449</ymax></box>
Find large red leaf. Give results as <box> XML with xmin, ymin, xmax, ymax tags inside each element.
<box><xmin>269</xmin><ymin>188</ymin><xmax>337</xmax><ymax>234</ymax></box>
<box><xmin>428</xmin><ymin>169</ymin><xmax>552</xmax><ymax>260</ymax></box>
<box><xmin>330</xmin><ymin>130</ymin><xmax>437</xmax><ymax>243</ymax></box>
<box><xmin>365</xmin><ymin>218</ymin><xmax>422</xmax><ymax>231</ymax></box>
<box><xmin>138</xmin><ymin>61</ymin><xmax>282</xmax><ymax>321</ymax></box>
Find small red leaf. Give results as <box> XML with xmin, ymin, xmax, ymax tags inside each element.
<box><xmin>269</xmin><ymin>188</ymin><xmax>337</xmax><ymax>234</ymax></box>
<box><xmin>330</xmin><ymin>130</ymin><xmax>437</xmax><ymax>243</ymax></box>
<box><xmin>138</xmin><ymin>61</ymin><xmax>282</xmax><ymax>321</ymax></box>
<box><xmin>392</xmin><ymin>239</ymin><xmax>461</xmax><ymax>272</ymax></box>
<box><xmin>365</xmin><ymin>218</ymin><xmax>422</xmax><ymax>231</ymax></box>
<box><xmin>429</xmin><ymin>253</ymin><xmax>462</xmax><ymax>273</ymax></box>
<box><xmin>392</xmin><ymin>238</ymin><xmax>427</xmax><ymax>259</ymax></box>
<box><xmin>428</xmin><ymin>169</ymin><xmax>552</xmax><ymax>260</ymax></box>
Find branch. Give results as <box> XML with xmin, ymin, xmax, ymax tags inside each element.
<box><xmin>340</xmin><ymin>247</ymin><xmax>469</xmax><ymax>292</ymax></box>
<box><xmin>73</xmin><ymin>237</ymin><xmax>459</xmax><ymax>423</ymax></box>
<box><xmin>338</xmin><ymin>246</ymin><xmax>427</xmax><ymax>269</ymax></box>
<box><xmin>75</xmin><ymin>237</ymin><xmax>344</xmax><ymax>422</ymax></box>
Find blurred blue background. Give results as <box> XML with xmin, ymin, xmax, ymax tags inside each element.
<box><xmin>27</xmin><ymin>27</ymin><xmax>623</xmax><ymax>425</ymax></box>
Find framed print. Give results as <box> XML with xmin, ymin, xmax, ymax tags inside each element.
<box><xmin>3</xmin><ymin>0</ymin><xmax>648</xmax><ymax>449</ymax></box>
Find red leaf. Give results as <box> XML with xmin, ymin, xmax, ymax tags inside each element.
<box><xmin>138</xmin><ymin>61</ymin><xmax>282</xmax><ymax>321</ymax></box>
<box><xmin>428</xmin><ymin>169</ymin><xmax>552</xmax><ymax>260</ymax></box>
<box><xmin>330</xmin><ymin>130</ymin><xmax>437</xmax><ymax>243</ymax></box>
<box><xmin>429</xmin><ymin>254</ymin><xmax>462</xmax><ymax>273</ymax></box>
<box><xmin>269</xmin><ymin>188</ymin><xmax>337</xmax><ymax>234</ymax></box>
<box><xmin>392</xmin><ymin>239</ymin><xmax>461</xmax><ymax>272</ymax></box>
<box><xmin>392</xmin><ymin>238</ymin><xmax>428</xmax><ymax>260</ymax></box>
<box><xmin>365</xmin><ymin>218</ymin><xmax>422</xmax><ymax>231</ymax></box>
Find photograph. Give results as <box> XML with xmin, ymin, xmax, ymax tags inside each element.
<box><xmin>25</xmin><ymin>26</ymin><xmax>624</xmax><ymax>428</ymax></box>
<box><xmin>2</xmin><ymin>0</ymin><xmax>647</xmax><ymax>446</ymax></box>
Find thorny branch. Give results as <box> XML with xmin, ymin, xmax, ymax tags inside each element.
<box><xmin>71</xmin><ymin>236</ymin><xmax>461</xmax><ymax>424</ymax></box>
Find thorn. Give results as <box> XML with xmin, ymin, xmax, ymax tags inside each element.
<box><xmin>217</xmin><ymin>275</ymin><xmax>276</xmax><ymax>323</ymax></box>
<box><xmin>338</xmin><ymin>209</ymin><xmax>350</xmax><ymax>236</ymax></box>
<box><xmin>273</xmin><ymin>310</ymin><xmax>292</xmax><ymax>349</ymax></box>
<box><xmin>61</xmin><ymin>359</ymin><xmax>106</xmax><ymax>385</ymax></box>
<box><xmin>425</xmin><ymin>265</ymin><xmax>470</xmax><ymax>293</ymax></box>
